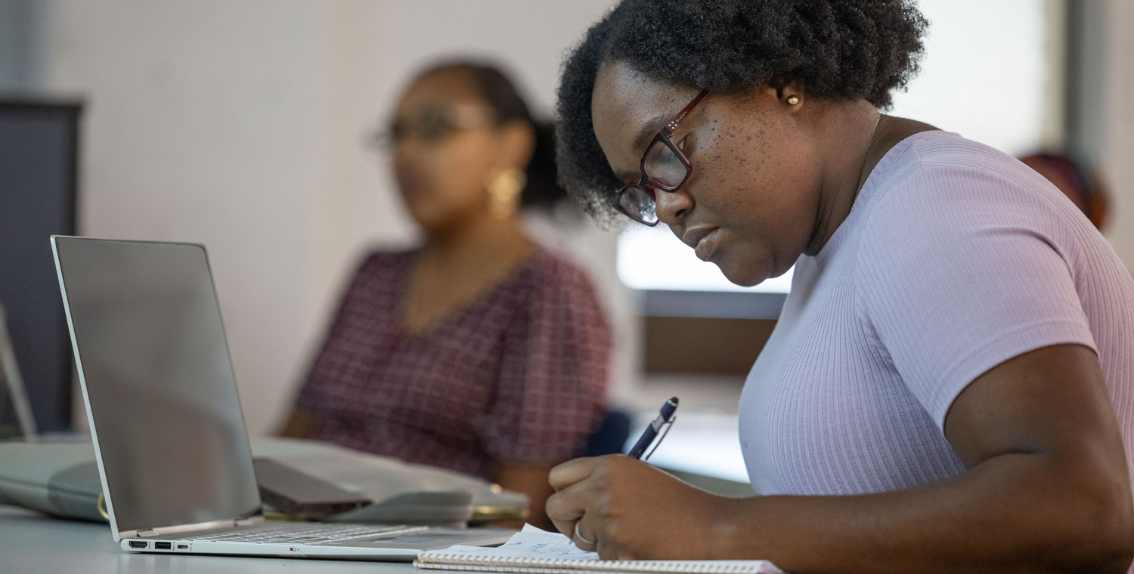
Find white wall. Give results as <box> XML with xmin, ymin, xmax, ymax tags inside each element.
<box><xmin>1101</xmin><ymin>0</ymin><xmax>1134</xmax><ymax>271</ymax></box>
<box><xmin>45</xmin><ymin>1</ymin><xmax>324</xmax><ymax>436</ymax></box>
<box><xmin>45</xmin><ymin>0</ymin><xmax>636</xmax><ymax>436</ymax></box>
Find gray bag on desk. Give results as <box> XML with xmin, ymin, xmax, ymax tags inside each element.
<box><xmin>0</xmin><ymin>437</ymin><xmax>527</xmax><ymax>525</ymax></box>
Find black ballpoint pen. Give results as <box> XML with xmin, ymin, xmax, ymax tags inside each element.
<box><xmin>627</xmin><ymin>397</ymin><xmax>679</xmax><ymax>459</ymax></box>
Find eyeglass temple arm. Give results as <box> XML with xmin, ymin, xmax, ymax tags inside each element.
<box><xmin>663</xmin><ymin>90</ymin><xmax>710</xmax><ymax>135</ymax></box>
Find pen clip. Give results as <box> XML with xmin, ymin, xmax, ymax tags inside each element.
<box><xmin>642</xmin><ymin>415</ymin><xmax>675</xmax><ymax>462</ymax></box>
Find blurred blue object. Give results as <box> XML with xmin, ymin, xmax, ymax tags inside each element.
<box><xmin>584</xmin><ymin>410</ymin><xmax>631</xmax><ymax>457</ymax></box>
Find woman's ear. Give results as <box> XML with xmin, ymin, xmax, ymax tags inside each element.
<box><xmin>770</xmin><ymin>82</ymin><xmax>806</xmax><ymax>109</ymax></box>
<box><xmin>778</xmin><ymin>82</ymin><xmax>806</xmax><ymax>110</ymax></box>
<box><xmin>496</xmin><ymin>121</ymin><xmax>536</xmax><ymax>171</ymax></box>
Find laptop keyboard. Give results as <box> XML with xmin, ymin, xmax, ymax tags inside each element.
<box><xmin>188</xmin><ymin>522</ymin><xmax>429</xmax><ymax>545</ymax></box>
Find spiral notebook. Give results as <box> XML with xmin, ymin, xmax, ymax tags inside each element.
<box><xmin>413</xmin><ymin>525</ymin><xmax>783</xmax><ymax>574</ymax></box>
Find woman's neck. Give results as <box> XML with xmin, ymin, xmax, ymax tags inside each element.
<box><xmin>805</xmin><ymin>105</ymin><xmax>937</xmax><ymax>256</ymax></box>
<box><xmin>401</xmin><ymin>211</ymin><xmax>534</xmax><ymax>335</ymax></box>
<box><xmin>419</xmin><ymin>211</ymin><xmax>532</xmax><ymax>271</ymax></box>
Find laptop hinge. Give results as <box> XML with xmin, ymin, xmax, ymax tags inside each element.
<box><xmin>121</xmin><ymin>513</ymin><xmax>265</xmax><ymax>539</ymax></box>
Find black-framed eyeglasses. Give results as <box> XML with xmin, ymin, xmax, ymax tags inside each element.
<box><xmin>614</xmin><ymin>90</ymin><xmax>709</xmax><ymax>226</ymax></box>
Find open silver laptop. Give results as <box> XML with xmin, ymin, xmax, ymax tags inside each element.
<box><xmin>51</xmin><ymin>236</ymin><xmax>512</xmax><ymax>560</ymax></box>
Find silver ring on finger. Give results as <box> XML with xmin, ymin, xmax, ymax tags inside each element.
<box><xmin>573</xmin><ymin>522</ymin><xmax>596</xmax><ymax>549</ymax></box>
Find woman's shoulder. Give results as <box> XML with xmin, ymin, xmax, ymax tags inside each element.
<box><xmin>902</xmin><ymin>131</ymin><xmax>1032</xmax><ymax>176</ymax></box>
<box><xmin>355</xmin><ymin>248</ymin><xmax>415</xmax><ymax>274</ymax></box>
<box><xmin>878</xmin><ymin>131</ymin><xmax>1055</xmax><ymax>195</ymax></box>
<box><xmin>861</xmin><ymin>131</ymin><xmax>1083</xmax><ymax>227</ymax></box>
<box><xmin>848</xmin><ymin>131</ymin><xmax>1110</xmax><ymax>281</ymax></box>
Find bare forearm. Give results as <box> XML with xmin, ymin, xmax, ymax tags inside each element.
<box><xmin>712</xmin><ymin>455</ymin><xmax>1134</xmax><ymax>574</ymax></box>
<box><xmin>548</xmin><ymin>347</ymin><xmax>1134</xmax><ymax>569</ymax></box>
<box><xmin>493</xmin><ymin>463</ymin><xmax>556</xmax><ymax>530</ymax></box>
<box><xmin>279</xmin><ymin>410</ymin><xmax>315</xmax><ymax>438</ymax></box>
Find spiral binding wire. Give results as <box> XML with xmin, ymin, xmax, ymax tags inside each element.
<box><xmin>414</xmin><ymin>552</ymin><xmax>770</xmax><ymax>574</ymax></box>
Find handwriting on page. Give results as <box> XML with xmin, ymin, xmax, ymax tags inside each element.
<box><xmin>500</xmin><ymin>525</ymin><xmax>599</xmax><ymax>559</ymax></box>
<box><xmin>420</xmin><ymin>525</ymin><xmax>599</xmax><ymax>561</ymax></box>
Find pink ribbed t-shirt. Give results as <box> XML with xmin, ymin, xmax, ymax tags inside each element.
<box><xmin>739</xmin><ymin>131</ymin><xmax>1134</xmax><ymax>500</ymax></box>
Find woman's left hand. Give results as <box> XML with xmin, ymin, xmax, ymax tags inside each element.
<box><xmin>545</xmin><ymin>455</ymin><xmax>726</xmax><ymax>559</ymax></box>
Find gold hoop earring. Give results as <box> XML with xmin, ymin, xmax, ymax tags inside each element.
<box><xmin>786</xmin><ymin>95</ymin><xmax>800</xmax><ymax>105</ymax></box>
<box><xmin>487</xmin><ymin>168</ymin><xmax>526</xmax><ymax>220</ymax></box>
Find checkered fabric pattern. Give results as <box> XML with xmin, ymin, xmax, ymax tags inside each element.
<box><xmin>295</xmin><ymin>247</ymin><xmax>612</xmax><ymax>478</ymax></box>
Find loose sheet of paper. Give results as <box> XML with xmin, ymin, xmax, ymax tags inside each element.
<box><xmin>420</xmin><ymin>524</ymin><xmax>599</xmax><ymax>560</ymax></box>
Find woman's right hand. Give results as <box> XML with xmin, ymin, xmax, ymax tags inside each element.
<box><xmin>546</xmin><ymin>455</ymin><xmax>729</xmax><ymax>560</ymax></box>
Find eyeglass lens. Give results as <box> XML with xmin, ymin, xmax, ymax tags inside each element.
<box><xmin>373</xmin><ymin>105</ymin><xmax>491</xmax><ymax>150</ymax></box>
<box><xmin>618</xmin><ymin>185</ymin><xmax>659</xmax><ymax>225</ymax></box>
<box><xmin>389</xmin><ymin>111</ymin><xmax>463</xmax><ymax>145</ymax></box>
<box><xmin>642</xmin><ymin>139</ymin><xmax>688</xmax><ymax>189</ymax></box>
<box><xmin>619</xmin><ymin>138</ymin><xmax>689</xmax><ymax>224</ymax></box>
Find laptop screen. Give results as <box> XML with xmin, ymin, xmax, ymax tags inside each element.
<box><xmin>53</xmin><ymin>237</ymin><xmax>261</xmax><ymax>533</ymax></box>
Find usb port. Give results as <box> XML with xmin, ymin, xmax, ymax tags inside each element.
<box><xmin>155</xmin><ymin>542</ymin><xmax>172</xmax><ymax>550</ymax></box>
<box><xmin>177</xmin><ymin>544</ymin><xmax>188</xmax><ymax>550</ymax></box>
<box><xmin>128</xmin><ymin>540</ymin><xmax>147</xmax><ymax>549</ymax></box>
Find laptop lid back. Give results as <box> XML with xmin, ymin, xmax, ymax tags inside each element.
<box><xmin>52</xmin><ymin>237</ymin><xmax>261</xmax><ymax>539</ymax></box>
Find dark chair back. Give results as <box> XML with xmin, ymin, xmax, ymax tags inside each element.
<box><xmin>584</xmin><ymin>410</ymin><xmax>631</xmax><ymax>457</ymax></box>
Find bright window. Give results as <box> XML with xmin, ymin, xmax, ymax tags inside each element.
<box><xmin>617</xmin><ymin>225</ymin><xmax>792</xmax><ymax>293</ymax></box>
<box><xmin>889</xmin><ymin>0</ymin><xmax>1048</xmax><ymax>156</ymax></box>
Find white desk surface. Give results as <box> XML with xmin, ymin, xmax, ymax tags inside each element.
<box><xmin>0</xmin><ymin>505</ymin><xmax>419</xmax><ymax>573</ymax></box>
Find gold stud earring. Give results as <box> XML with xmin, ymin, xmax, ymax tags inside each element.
<box><xmin>487</xmin><ymin>168</ymin><xmax>526</xmax><ymax>220</ymax></box>
<box><xmin>786</xmin><ymin>95</ymin><xmax>800</xmax><ymax>105</ymax></box>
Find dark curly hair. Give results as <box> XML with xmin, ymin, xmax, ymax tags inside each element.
<box><xmin>556</xmin><ymin>0</ymin><xmax>928</xmax><ymax>224</ymax></box>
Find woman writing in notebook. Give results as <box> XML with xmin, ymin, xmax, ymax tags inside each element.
<box><xmin>545</xmin><ymin>1</ymin><xmax>1134</xmax><ymax>572</ymax></box>
<box><xmin>282</xmin><ymin>62</ymin><xmax>611</xmax><ymax>528</ymax></box>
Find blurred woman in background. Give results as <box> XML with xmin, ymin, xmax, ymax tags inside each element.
<box><xmin>282</xmin><ymin>61</ymin><xmax>611</xmax><ymax>527</ymax></box>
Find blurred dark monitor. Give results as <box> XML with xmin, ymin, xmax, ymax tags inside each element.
<box><xmin>0</xmin><ymin>100</ymin><xmax>81</xmax><ymax>434</ymax></box>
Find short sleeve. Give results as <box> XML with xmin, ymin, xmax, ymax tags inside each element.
<box><xmin>857</xmin><ymin>164</ymin><xmax>1096</xmax><ymax>429</ymax></box>
<box><xmin>480</xmin><ymin>255</ymin><xmax>612</xmax><ymax>464</ymax></box>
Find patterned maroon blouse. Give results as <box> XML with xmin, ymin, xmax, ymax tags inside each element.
<box><xmin>295</xmin><ymin>246</ymin><xmax>611</xmax><ymax>479</ymax></box>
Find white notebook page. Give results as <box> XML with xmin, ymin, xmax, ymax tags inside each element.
<box><xmin>415</xmin><ymin>525</ymin><xmax>784</xmax><ymax>574</ymax></box>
